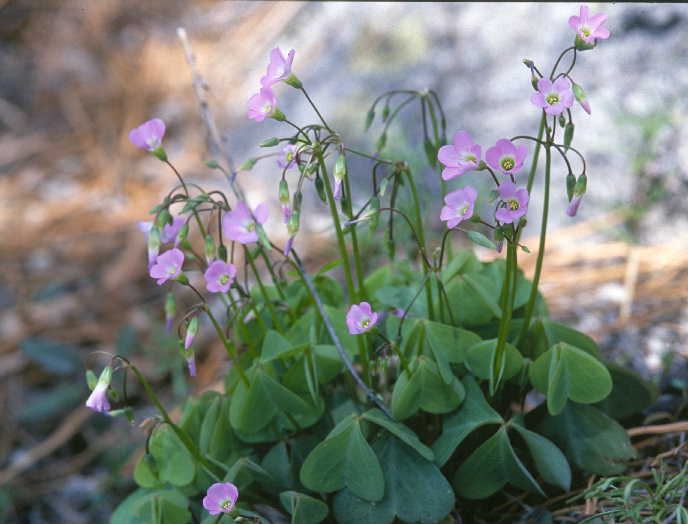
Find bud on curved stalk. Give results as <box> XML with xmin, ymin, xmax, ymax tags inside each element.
<box><xmin>185</xmin><ymin>317</ymin><xmax>198</xmax><ymax>351</ymax></box>
<box><xmin>205</xmin><ymin>159</ymin><xmax>220</xmax><ymax>169</ymax></box>
<box><xmin>364</xmin><ymin>109</ymin><xmax>375</xmax><ymax>131</ymax></box>
<box><xmin>175</xmin><ymin>223</ymin><xmax>189</xmax><ymax>247</ymax></box>
<box><xmin>567</xmin><ymin>174</ymin><xmax>587</xmax><ymax>217</ymax></box>
<box><xmin>369</xmin><ymin>197</ymin><xmax>380</xmax><ymax>233</ymax></box>
<box><xmin>165</xmin><ymin>293</ymin><xmax>176</xmax><ymax>333</ymax></box>
<box><xmin>423</xmin><ymin>138</ymin><xmax>437</xmax><ymax>168</ymax></box>
<box><xmin>564</xmin><ymin>122</ymin><xmax>575</xmax><ymax>150</ymax></box>
<box><xmin>240</xmin><ymin>158</ymin><xmax>258</xmax><ymax>172</ymax></box>
<box><xmin>204</xmin><ymin>234</ymin><xmax>216</xmax><ymax>265</ymax></box>
<box><xmin>314</xmin><ymin>174</ymin><xmax>327</xmax><ymax>203</ymax></box>
<box><xmin>382</xmin><ymin>104</ymin><xmax>390</xmax><ymax>122</ymax></box>
<box><xmin>147</xmin><ymin>226</ymin><xmax>161</xmax><ymax>268</ymax></box>
<box><xmin>566</xmin><ymin>173</ymin><xmax>576</xmax><ymax>202</ymax></box>
<box><xmin>260</xmin><ymin>137</ymin><xmax>280</xmax><ymax>147</ymax></box>
<box><xmin>572</xmin><ymin>82</ymin><xmax>591</xmax><ymax>115</ymax></box>
<box><xmin>558</xmin><ymin>114</ymin><xmax>566</xmax><ymax>128</ymax></box>
<box><xmin>85</xmin><ymin>365</ymin><xmax>113</xmax><ymax>413</ymax></box>
<box><xmin>85</xmin><ymin>369</ymin><xmax>98</xmax><ymax>390</ymax></box>
<box><xmin>279</xmin><ymin>179</ymin><xmax>291</xmax><ymax>224</ymax></box>
<box><xmin>156</xmin><ymin>209</ymin><xmax>173</xmax><ymax>229</ymax></box>
<box><xmin>333</xmin><ymin>154</ymin><xmax>347</xmax><ymax>201</ymax></box>
<box><xmin>376</xmin><ymin>133</ymin><xmax>387</xmax><ymax>152</ymax></box>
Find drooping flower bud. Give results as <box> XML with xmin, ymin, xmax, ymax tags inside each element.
<box><xmin>566</xmin><ymin>173</ymin><xmax>576</xmax><ymax>202</ymax></box>
<box><xmin>175</xmin><ymin>223</ymin><xmax>189</xmax><ymax>247</ymax></box>
<box><xmin>185</xmin><ymin>317</ymin><xmax>198</xmax><ymax>350</ymax></box>
<box><xmin>369</xmin><ymin>197</ymin><xmax>380</xmax><ymax>233</ymax></box>
<box><xmin>260</xmin><ymin>137</ymin><xmax>280</xmax><ymax>147</ymax></box>
<box><xmin>572</xmin><ymin>82</ymin><xmax>591</xmax><ymax>115</ymax></box>
<box><xmin>165</xmin><ymin>293</ymin><xmax>176</xmax><ymax>333</ymax></box>
<box><xmin>364</xmin><ymin>109</ymin><xmax>375</xmax><ymax>131</ymax></box>
<box><xmin>85</xmin><ymin>366</ymin><xmax>113</xmax><ymax>413</ymax></box>
<box><xmin>85</xmin><ymin>369</ymin><xmax>98</xmax><ymax>390</ymax></box>
<box><xmin>279</xmin><ymin>179</ymin><xmax>291</xmax><ymax>224</ymax></box>
<box><xmin>156</xmin><ymin>209</ymin><xmax>173</xmax><ymax>229</ymax></box>
<box><xmin>567</xmin><ymin>174</ymin><xmax>588</xmax><ymax>217</ymax></box>
<box><xmin>147</xmin><ymin>226</ymin><xmax>161</xmax><ymax>268</ymax></box>
<box><xmin>333</xmin><ymin>154</ymin><xmax>347</xmax><ymax>201</ymax></box>
<box><xmin>564</xmin><ymin>122</ymin><xmax>575</xmax><ymax>150</ymax></box>
<box><xmin>204</xmin><ymin>234</ymin><xmax>216</xmax><ymax>265</ymax></box>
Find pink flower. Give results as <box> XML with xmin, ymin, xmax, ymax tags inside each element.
<box><xmin>128</xmin><ymin>118</ymin><xmax>166</xmax><ymax>151</ymax></box>
<box><xmin>161</xmin><ymin>217</ymin><xmax>186</xmax><ymax>245</ymax></box>
<box><xmin>203</xmin><ymin>482</ymin><xmax>239</xmax><ymax>515</ymax></box>
<box><xmin>184</xmin><ymin>317</ymin><xmax>198</xmax><ymax>351</ymax></box>
<box><xmin>569</xmin><ymin>5</ymin><xmax>610</xmax><ymax>44</ymax></box>
<box><xmin>346</xmin><ymin>302</ymin><xmax>379</xmax><ymax>335</ymax></box>
<box><xmin>283</xmin><ymin>235</ymin><xmax>295</xmax><ymax>257</ymax></box>
<box><xmin>495</xmin><ymin>182</ymin><xmax>529</xmax><ymax>224</ymax></box>
<box><xmin>204</xmin><ymin>260</ymin><xmax>237</xmax><ymax>293</ymax></box>
<box><xmin>566</xmin><ymin>194</ymin><xmax>583</xmax><ymax>217</ymax></box>
<box><xmin>531</xmin><ymin>77</ymin><xmax>574</xmax><ymax>116</ymax></box>
<box><xmin>85</xmin><ymin>366</ymin><xmax>112</xmax><ymax>413</ymax></box>
<box><xmin>440</xmin><ymin>186</ymin><xmax>477</xmax><ymax>228</ymax></box>
<box><xmin>261</xmin><ymin>47</ymin><xmax>295</xmax><ymax>87</ymax></box>
<box><xmin>149</xmin><ymin>248</ymin><xmax>184</xmax><ymax>285</ymax></box>
<box><xmin>437</xmin><ymin>131</ymin><xmax>482</xmax><ymax>180</ymax></box>
<box><xmin>222</xmin><ymin>201</ymin><xmax>269</xmax><ymax>244</ymax></box>
<box><xmin>572</xmin><ymin>82</ymin><xmax>591</xmax><ymax>115</ymax></box>
<box><xmin>277</xmin><ymin>144</ymin><xmax>298</xmax><ymax>170</ymax></box>
<box><xmin>186</xmin><ymin>355</ymin><xmax>197</xmax><ymax>377</ymax></box>
<box><xmin>247</xmin><ymin>87</ymin><xmax>278</xmax><ymax>122</ymax></box>
<box><xmin>486</xmin><ymin>139</ymin><xmax>528</xmax><ymax>176</ymax></box>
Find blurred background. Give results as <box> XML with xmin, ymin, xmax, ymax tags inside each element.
<box><xmin>1</xmin><ymin>1</ymin><xmax>687</xmax><ymax>521</ymax></box>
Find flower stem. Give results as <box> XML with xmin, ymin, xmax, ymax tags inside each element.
<box><xmin>342</xmin><ymin>165</ymin><xmax>369</xmax><ymax>302</ymax></box>
<box><xmin>490</xmin><ymin>240</ymin><xmax>518</xmax><ymax>394</ymax></box>
<box><xmin>526</xmin><ymin>114</ymin><xmax>546</xmax><ymax>194</ymax></box>
<box><xmin>204</xmin><ymin>304</ymin><xmax>250</xmax><ymax>387</ymax></box>
<box><xmin>245</xmin><ymin>246</ymin><xmax>283</xmax><ymax>331</ymax></box>
<box><xmin>402</xmin><ymin>167</ymin><xmax>435</xmax><ymax>321</ymax></box>
<box><xmin>517</xmin><ymin>144</ymin><xmax>551</xmax><ymax>346</ymax></box>
<box><xmin>300</xmin><ymin>86</ymin><xmax>332</xmax><ymax>131</ymax></box>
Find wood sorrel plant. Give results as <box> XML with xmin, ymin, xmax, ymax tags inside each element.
<box><xmin>92</xmin><ymin>7</ymin><xmax>655</xmax><ymax>524</ymax></box>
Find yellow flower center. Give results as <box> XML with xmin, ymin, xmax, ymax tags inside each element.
<box><xmin>221</xmin><ymin>499</ymin><xmax>232</xmax><ymax>510</ymax></box>
<box><xmin>457</xmin><ymin>204</ymin><xmax>469</xmax><ymax>216</ymax></box>
<box><xmin>464</xmin><ymin>154</ymin><xmax>477</xmax><ymax>164</ymax></box>
<box><xmin>501</xmin><ymin>158</ymin><xmax>515</xmax><ymax>171</ymax></box>
<box><xmin>546</xmin><ymin>93</ymin><xmax>560</xmax><ymax>105</ymax></box>
<box><xmin>262</xmin><ymin>103</ymin><xmax>273</xmax><ymax>114</ymax></box>
<box><xmin>360</xmin><ymin>318</ymin><xmax>371</xmax><ymax>329</ymax></box>
<box><xmin>581</xmin><ymin>27</ymin><xmax>591</xmax><ymax>37</ymax></box>
<box><xmin>286</xmin><ymin>152</ymin><xmax>294</xmax><ymax>161</ymax></box>
<box><xmin>219</xmin><ymin>274</ymin><xmax>230</xmax><ymax>285</ymax></box>
<box><xmin>246</xmin><ymin>222</ymin><xmax>256</xmax><ymax>232</ymax></box>
<box><xmin>507</xmin><ymin>199</ymin><xmax>520</xmax><ymax>211</ymax></box>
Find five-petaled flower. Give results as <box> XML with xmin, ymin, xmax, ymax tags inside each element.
<box><xmin>85</xmin><ymin>365</ymin><xmax>113</xmax><ymax>413</ymax></box>
<box><xmin>149</xmin><ymin>248</ymin><xmax>184</xmax><ymax>285</ymax></box>
<box><xmin>569</xmin><ymin>5</ymin><xmax>610</xmax><ymax>44</ymax></box>
<box><xmin>437</xmin><ymin>131</ymin><xmax>482</xmax><ymax>180</ymax></box>
<box><xmin>261</xmin><ymin>47</ymin><xmax>296</xmax><ymax>87</ymax></box>
<box><xmin>128</xmin><ymin>118</ymin><xmax>166</xmax><ymax>151</ymax></box>
<box><xmin>203</xmin><ymin>482</ymin><xmax>239</xmax><ymax>516</ymax></box>
<box><xmin>440</xmin><ymin>186</ymin><xmax>477</xmax><ymax>228</ymax></box>
<box><xmin>531</xmin><ymin>77</ymin><xmax>574</xmax><ymax>116</ymax></box>
<box><xmin>346</xmin><ymin>302</ymin><xmax>379</xmax><ymax>335</ymax></box>
<box><xmin>486</xmin><ymin>139</ymin><xmax>528</xmax><ymax>176</ymax></box>
<box><xmin>222</xmin><ymin>202</ymin><xmax>269</xmax><ymax>244</ymax></box>
<box><xmin>204</xmin><ymin>260</ymin><xmax>237</xmax><ymax>293</ymax></box>
<box><xmin>247</xmin><ymin>87</ymin><xmax>278</xmax><ymax>122</ymax></box>
<box><xmin>496</xmin><ymin>182</ymin><xmax>529</xmax><ymax>224</ymax></box>
<box><xmin>277</xmin><ymin>144</ymin><xmax>298</xmax><ymax>170</ymax></box>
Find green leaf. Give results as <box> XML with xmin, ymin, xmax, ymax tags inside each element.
<box><xmin>432</xmin><ymin>375</ymin><xmax>502</xmax><ymax>466</ymax></box>
<box><xmin>376</xmin><ymin>285</ymin><xmax>427</xmax><ymax>318</ymax></box>
<box><xmin>333</xmin><ymin>436</ymin><xmax>454</xmax><ymax>524</ymax></box>
<box><xmin>537</xmin><ymin>403</ymin><xmax>637</xmax><ymax>475</ymax></box>
<box><xmin>595</xmin><ymin>362</ymin><xmax>658</xmax><ymax>420</ymax></box>
<box><xmin>361</xmin><ymin>408</ymin><xmax>434</xmax><ymax>461</ymax></box>
<box><xmin>316</xmin><ymin>259</ymin><xmax>342</xmax><ymax>275</ymax></box>
<box><xmin>523</xmin><ymin>319</ymin><xmax>600</xmax><ymax>359</ymax></box>
<box><xmin>225</xmin><ymin>457</ymin><xmax>273</xmax><ymax>491</ymax></box>
<box><xmin>440</xmin><ymin>249</ymin><xmax>482</xmax><ymax>284</ymax></box>
<box><xmin>111</xmin><ymin>488</ymin><xmax>190</xmax><ymax>524</ymax></box>
<box><xmin>299</xmin><ymin>416</ymin><xmax>384</xmax><ymax>501</ymax></box>
<box><xmin>134</xmin><ymin>454</ymin><xmax>162</xmax><ymax>489</ymax></box>
<box><xmin>529</xmin><ymin>342</ymin><xmax>612</xmax><ymax>415</ymax></box>
<box><xmin>148</xmin><ymin>425</ymin><xmax>195</xmax><ymax>487</ymax></box>
<box><xmin>465</xmin><ymin>339</ymin><xmax>524</xmax><ymax>381</ymax></box>
<box><xmin>261</xmin><ymin>442</ymin><xmax>296</xmax><ymax>492</ymax></box>
<box><xmin>466</xmin><ymin>230</ymin><xmax>498</xmax><ymax>251</ymax></box>
<box><xmin>283</xmin><ymin>345</ymin><xmax>343</xmax><ymax>392</ymax></box>
<box><xmin>280</xmin><ymin>491</ymin><xmax>329</xmax><ymax>524</ymax></box>
<box><xmin>260</xmin><ymin>330</ymin><xmax>295</xmax><ymax>362</ymax></box>
<box><xmin>314</xmin><ymin>275</ymin><xmax>344</xmax><ymax>306</ymax></box>
<box><xmin>424</xmin><ymin>320</ymin><xmax>481</xmax><ymax>369</ymax></box>
<box><xmin>510</xmin><ymin>420</ymin><xmax>571</xmax><ymax>491</ymax></box>
<box><xmin>391</xmin><ymin>357</ymin><xmax>465</xmax><ymax>420</ymax></box>
<box><xmin>323</xmin><ymin>305</ymin><xmax>358</xmax><ymax>358</ymax></box>
<box><xmin>21</xmin><ymin>338</ymin><xmax>81</xmax><ymax>375</ymax></box>
<box><xmin>444</xmin><ymin>274</ymin><xmax>500</xmax><ymax>326</ymax></box>
<box><xmin>454</xmin><ymin>427</ymin><xmax>544</xmax><ymax>499</ymax></box>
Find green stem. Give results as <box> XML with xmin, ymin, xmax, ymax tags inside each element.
<box><xmin>259</xmin><ymin>247</ymin><xmax>287</xmax><ymax>302</ymax></box>
<box><xmin>300</xmin><ymin>86</ymin><xmax>332</xmax><ymax>131</ymax></box>
<box><xmin>517</xmin><ymin>145</ymin><xmax>551</xmax><ymax>346</ymax></box>
<box><xmin>403</xmin><ymin>168</ymin><xmax>435</xmax><ymax>321</ymax></box>
<box><xmin>126</xmin><ymin>362</ymin><xmax>220</xmax><ymax>478</ymax></box>
<box><xmin>491</xmin><ymin>241</ymin><xmax>518</xmax><ymax>394</ymax></box>
<box><xmin>245</xmin><ymin>247</ymin><xmax>282</xmax><ymax>331</ymax></box>
<box><xmin>204</xmin><ymin>305</ymin><xmax>250</xmax><ymax>387</ymax></box>
<box><xmin>343</xmin><ymin>167</ymin><xmax>368</xmax><ymax>302</ymax></box>
<box><xmin>526</xmin><ymin>115</ymin><xmax>546</xmax><ymax>194</ymax></box>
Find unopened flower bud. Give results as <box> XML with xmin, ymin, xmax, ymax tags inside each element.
<box><xmin>156</xmin><ymin>209</ymin><xmax>173</xmax><ymax>228</ymax></box>
<box><xmin>334</xmin><ymin>154</ymin><xmax>347</xmax><ymax>181</ymax></box>
<box><xmin>218</xmin><ymin>245</ymin><xmax>228</xmax><ymax>262</ymax></box>
<box><xmin>165</xmin><ymin>293</ymin><xmax>176</xmax><ymax>333</ymax></box>
<box><xmin>279</xmin><ymin>179</ymin><xmax>290</xmax><ymax>205</ymax></box>
<box><xmin>572</xmin><ymin>82</ymin><xmax>591</xmax><ymax>115</ymax></box>
<box><xmin>566</xmin><ymin>173</ymin><xmax>576</xmax><ymax>202</ymax></box>
<box><xmin>205</xmin><ymin>159</ymin><xmax>220</xmax><ymax>169</ymax></box>
<box><xmin>240</xmin><ymin>158</ymin><xmax>258</xmax><ymax>171</ymax></box>
<box><xmin>204</xmin><ymin>234</ymin><xmax>216</xmax><ymax>264</ymax></box>
<box><xmin>147</xmin><ymin>226</ymin><xmax>161</xmax><ymax>267</ymax></box>
<box><xmin>185</xmin><ymin>317</ymin><xmax>198</xmax><ymax>350</ymax></box>
<box><xmin>558</xmin><ymin>114</ymin><xmax>567</xmax><ymax>128</ymax></box>
<box><xmin>574</xmin><ymin>174</ymin><xmax>587</xmax><ymax>196</ymax></box>
<box><xmin>376</xmin><ymin>133</ymin><xmax>387</xmax><ymax>152</ymax></box>
<box><xmin>270</xmin><ymin>107</ymin><xmax>286</xmax><ymax>122</ymax></box>
<box><xmin>287</xmin><ymin>209</ymin><xmax>300</xmax><ymax>236</ymax></box>
<box><xmin>85</xmin><ymin>369</ymin><xmax>98</xmax><ymax>390</ymax></box>
<box><xmin>85</xmin><ymin>366</ymin><xmax>113</xmax><ymax>413</ymax></box>
<box><xmin>175</xmin><ymin>223</ymin><xmax>189</xmax><ymax>247</ymax></box>
<box><xmin>564</xmin><ymin>122</ymin><xmax>575</xmax><ymax>150</ymax></box>
<box><xmin>364</xmin><ymin>109</ymin><xmax>375</xmax><ymax>131</ymax></box>
<box><xmin>314</xmin><ymin>175</ymin><xmax>327</xmax><ymax>202</ymax></box>
<box><xmin>369</xmin><ymin>197</ymin><xmax>380</xmax><ymax>232</ymax></box>
<box><xmin>260</xmin><ymin>137</ymin><xmax>280</xmax><ymax>147</ymax></box>
<box><xmin>424</xmin><ymin>138</ymin><xmax>437</xmax><ymax>168</ymax></box>
<box><xmin>382</xmin><ymin>104</ymin><xmax>390</xmax><ymax>121</ymax></box>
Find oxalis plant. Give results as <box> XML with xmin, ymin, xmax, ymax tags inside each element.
<box><xmin>87</xmin><ymin>6</ymin><xmax>657</xmax><ymax>524</ymax></box>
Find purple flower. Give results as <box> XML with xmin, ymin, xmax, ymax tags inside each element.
<box><xmin>149</xmin><ymin>248</ymin><xmax>184</xmax><ymax>285</ymax></box>
<box><xmin>128</xmin><ymin>118</ymin><xmax>166</xmax><ymax>151</ymax></box>
<box><xmin>440</xmin><ymin>186</ymin><xmax>477</xmax><ymax>229</ymax></box>
<box><xmin>531</xmin><ymin>78</ymin><xmax>574</xmax><ymax>116</ymax></box>
<box><xmin>222</xmin><ymin>202</ymin><xmax>269</xmax><ymax>244</ymax></box>
<box><xmin>204</xmin><ymin>260</ymin><xmax>237</xmax><ymax>293</ymax></box>
<box><xmin>161</xmin><ymin>217</ymin><xmax>186</xmax><ymax>245</ymax></box>
<box><xmin>437</xmin><ymin>131</ymin><xmax>482</xmax><ymax>180</ymax></box>
<box><xmin>569</xmin><ymin>5</ymin><xmax>610</xmax><ymax>44</ymax></box>
<box><xmin>566</xmin><ymin>194</ymin><xmax>583</xmax><ymax>217</ymax></box>
<box><xmin>486</xmin><ymin>139</ymin><xmax>528</xmax><ymax>176</ymax></box>
<box><xmin>283</xmin><ymin>236</ymin><xmax>295</xmax><ymax>257</ymax></box>
<box><xmin>261</xmin><ymin>47</ymin><xmax>295</xmax><ymax>87</ymax></box>
<box><xmin>247</xmin><ymin>87</ymin><xmax>277</xmax><ymax>122</ymax></box>
<box><xmin>277</xmin><ymin>144</ymin><xmax>298</xmax><ymax>170</ymax></box>
<box><xmin>184</xmin><ymin>317</ymin><xmax>198</xmax><ymax>350</ymax></box>
<box><xmin>186</xmin><ymin>355</ymin><xmax>197</xmax><ymax>377</ymax></box>
<box><xmin>346</xmin><ymin>302</ymin><xmax>379</xmax><ymax>335</ymax></box>
<box><xmin>495</xmin><ymin>182</ymin><xmax>529</xmax><ymax>224</ymax></box>
<box><xmin>333</xmin><ymin>179</ymin><xmax>343</xmax><ymax>201</ymax></box>
<box><xmin>85</xmin><ymin>366</ymin><xmax>112</xmax><ymax>413</ymax></box>
<box><xmin>203</xmin><ymin>482</ymin><xmax>239</xmax><ymax>516</ymax></box>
